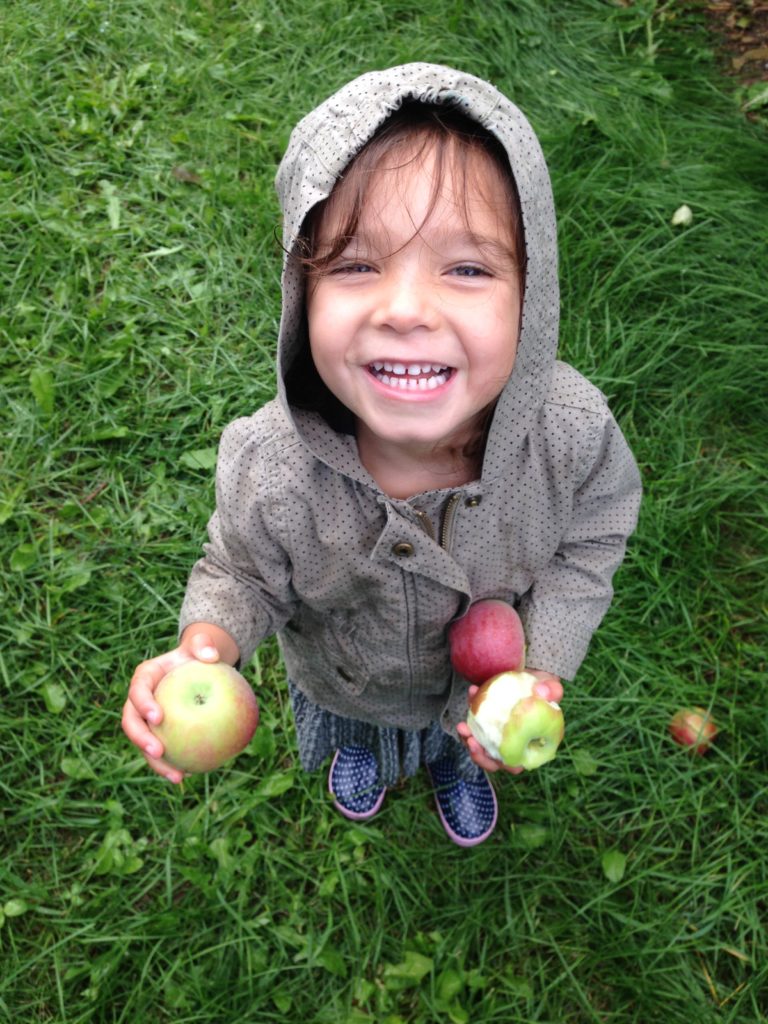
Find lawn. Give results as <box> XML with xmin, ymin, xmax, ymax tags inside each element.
<box><xmin>1</xmin><ymin>1</ymin><xmax>766</xmax><ymax>1021</ymax></box>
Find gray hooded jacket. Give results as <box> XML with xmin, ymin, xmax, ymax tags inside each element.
<box><xmin>179</xmin><ymin>63</ymin><xmax>642</xmax><ymax>735</ymax></box>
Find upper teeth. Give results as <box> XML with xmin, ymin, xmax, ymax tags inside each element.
<box><xmin>369</xmin><ymin>361</ymin><xmax>451</xmax><ymax>391</ymax></box>
<box><xmin>371</xmin><ymin>362</ymin><xmax>448</xmax><ymax>375</ymax></box>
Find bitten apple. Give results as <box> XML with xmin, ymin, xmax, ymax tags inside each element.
<box><xmin>449</xmin><ymin>599</ymin><xmax>526</xmax><ymax>684</ymax></box>
<box><xmin>668</xmin><ymin>707</ymin><xmax>717</xmax><ymax>755</ymax></box>
<box><xmin>150</xmin><ymin>661</ymin><xmax>259</xmax><ymax>773</ymax></box>
<box><xmin>467</xmin><ymin>670</ymin><xmax>564</xmax><ymax>770</ymax></box>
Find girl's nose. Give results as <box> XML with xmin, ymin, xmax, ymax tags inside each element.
<box><xmin>371</xmin><ymin>270</ymin><xmax>440</xmax><ymax>334</ymax></box>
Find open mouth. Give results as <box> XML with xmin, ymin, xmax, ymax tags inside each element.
<box><xmin>368</xmin><ymin>361</ymin><xmax>453</xmax><ymax>391</ymax></box>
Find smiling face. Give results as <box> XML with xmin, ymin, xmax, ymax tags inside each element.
<box><xmin>305</xmin><ymin>127</ymin><xmax>522</xmax><ymax>485</ymax></box>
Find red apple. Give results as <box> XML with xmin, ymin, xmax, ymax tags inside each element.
<box><xmin>150</xmin><ymin>661</ymin><xmax>259</xmax><ymax>773</ymax></box>
<box><xmin>449</xmin><ymin>599</ymin><xmax>526</xmax><ymax>684</ymax></box>
<box><xmin>467</xmin><ymin>670</ymin><xmax>564</xmax><ymax>770</ymax></box>
<box><xmin>668</xmin><ymin>707</ymin><xmax>717</xmax><ymax>755</ymax></box>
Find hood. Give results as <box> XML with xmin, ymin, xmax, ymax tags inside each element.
<box><xmin>274</xmin><ymin>62</ymin><xmax>559</xmax><ymax>485</ymax></box>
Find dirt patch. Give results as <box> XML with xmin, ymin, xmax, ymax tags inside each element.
<box><xmin>679</xmin><ymin>1</ymin><xmax>768</xmax><ymax>120</ymax></box>
<box><xmin>700</xmin><ymin>1</ymin><xmax>768</xmax><ymax>84</ymax></box>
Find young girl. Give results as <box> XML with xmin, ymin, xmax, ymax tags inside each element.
<box><xmin>122</xmin><ymin>63</ymin><xmax>641</xmax><ymax>847</ymax></box>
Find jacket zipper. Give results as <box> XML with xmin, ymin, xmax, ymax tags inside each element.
<box><xmin>409</xmin><ymin>492</ymin><xmax>463</xmax><ymax>713</ymax></box>
<box><xmin>440</xmin><ymin>492</ymin><xmax>462</xmax><ymax>550</ymax></box>
<box><xmin>414</xmin><ymin>492</ymin><xmax>463</xmax><ymax>549</ymax></box>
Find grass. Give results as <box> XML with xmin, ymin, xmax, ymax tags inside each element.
<box><xmin>1</xmin><ymin>0</ymin><xmax>766</xmax><ymax>1021</ymax></box>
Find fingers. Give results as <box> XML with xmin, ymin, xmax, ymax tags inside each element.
<box><xmin>121</xmin><ymin>693</ymin><xmax>160</xmax><ymax>753</ymax></box>
<box><xmin>535</xmin><ymin>680</ymin><xmax>564</xmax><ymax>703</ymax></box>
<box><xmin>143</xmin><ymin>750</ymin><xmax>186</xmax><ymax>785</ymax></box>
<box><xmin>465</xmin><ymin>735</ymin><xmax>503</xmax><ymax>772</ymax></box>
<box><xmin>121</xmin><ymin>697</ymin><xmax>185</xmax><ymax>783</ymax></box>
<box><xmin>528</xmin><ymin>670</ymin><xmax>564</xmax><ymax>705</ymax></box>
<box><xmin>185</xmin><ymin>631</ymin><xmax>222</xmax><ymax>663</ymax></box>
<box><xmin>126</xmin><ymin>658</ymin><xmax>168</xmax><ymax>729</ymax></box>
<box><xmin>457</xmin><ymin>721</ymin><xmax>522</xmax><ymax>774</ymax></box>
<box><xmin>532</xmin><ymin>681</ymin><xmax>563</xmax><ymax>703</ymax></box>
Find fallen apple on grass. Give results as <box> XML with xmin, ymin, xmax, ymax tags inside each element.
<box><xmin>150</xmin><ymin>661</ymin><xmax>259</xmax><ymax>773</ymax></box>
<box><xmin>449</xmin><ymin>599</ymin><xmax>526</xmax><ymax>684</ymax></box>
<box><xmin>668</xmin><ymin>707</ymin><xmax>717</xmax><ymax>755</ymax></box>
<box><xmin>467</xmin><ymin>670</ymin><xmax>565</xmax><ymax>770</ymax></box>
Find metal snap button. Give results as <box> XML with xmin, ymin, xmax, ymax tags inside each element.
<box><xmin>392</xmin><ymin>541</ymin><xmax>414</xmax><ymax>557</ymax></box>
<box><xmin>465</xmin><ymin>496</ymin><xmax>481</xmax><ymax>507</ymax></box>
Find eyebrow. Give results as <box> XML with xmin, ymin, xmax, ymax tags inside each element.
<box><xmin>331</xmin><ymin>226</ymin><xmax>516</xmax><ymax>263</ymax></box>
<box><xmin>429</xmin><ymin>227</ymin><xmax>515</xmax><ymax>256</ymax></box>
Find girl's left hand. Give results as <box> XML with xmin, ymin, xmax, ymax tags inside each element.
<box><xmin>456</xmin><ymin>669</ymin><xmax>563</xmax><ymax>774</ymax></box>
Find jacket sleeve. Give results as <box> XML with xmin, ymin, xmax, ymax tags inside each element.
<box><xmin>517</xmin><ymin>411</ymin><xmax>642</xmax><ymax>680</ymax></box>
<box><xmin>178</xmin><ymin>416</ymin><xmax>298</xmax><ymax>664</ymax></box>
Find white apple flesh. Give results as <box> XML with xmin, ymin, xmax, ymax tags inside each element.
<box><xmin>150</xmin><ymin>661</ymin><xmax>259</xmax><ymax>773</ymax></box>
<box><xmin>467</xmin><ymin>670</ymin><xmax>564</xmax><ymax>770</ymax></box>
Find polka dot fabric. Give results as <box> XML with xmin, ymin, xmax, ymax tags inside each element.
<box><xmin>178</xmin><ymin>64</ymin><xmax>642</xmax><ymax>769</ymax></box>
<box><xmin>427</xmin><ymin>757</ymin><xmax>499</xmax><ymax>847</ymax></box>
<box><xmin>328</xmin><ymin>746</ymin><xmax>386</xmax><ymax>820</ymax></box>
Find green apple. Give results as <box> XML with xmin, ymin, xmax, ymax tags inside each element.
<box><xmin>150</xmin><ymin>661</ymin><xmax>259</xmax><ymax>773</ymax></box>
<box><xmin>466</xmin><ymin>670</ymin><xmax>564</xmax><ymax>770</ymax></box>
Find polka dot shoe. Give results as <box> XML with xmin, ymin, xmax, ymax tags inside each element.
<box><xmin>328</xmin><ymin>746</ymin><xmax>387</xmax><ymax>821</ymax></box>
<box><xmin>426</xmin><ymin>758</ymin><xmax>498</xmax><ymax>847</ymax></box>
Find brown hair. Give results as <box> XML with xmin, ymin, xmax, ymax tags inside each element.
<box><xmin>303</xmin><ymin>101</ymin><xmax>525</xmax><ymax>288</ymax></box>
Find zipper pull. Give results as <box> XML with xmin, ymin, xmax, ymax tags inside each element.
<box><xmin>413</xmin><ymin>509</ymin><xmax>435</xmax><ymax>540</ymax></box>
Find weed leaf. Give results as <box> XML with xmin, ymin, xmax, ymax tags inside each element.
<box><xmin>180</xmin><ymin>448</ymin><xmax>218</xmax><ymax>470</ymax></box>
<box><xmin>42</xmin><ymin>682</ymin><xmax>67</xmax><ymax>714</ymax></box>
<box><xmin>602</xmin><ymin>849</ymin><xmax>628</xmax><ymax>883</ymax></box>
<box><xmin>29</xmin><ymin>367</ymin><xmax>55</xmax><ymax>414</ymax></box>
<box><xmin>383</xmin><ymin>950</ymin><xmax>434</xmax><ymax>990</ymax></box>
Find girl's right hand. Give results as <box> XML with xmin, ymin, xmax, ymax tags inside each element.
<box><xmin>121</xmin><ymin>629</ymin><xmax>234</xmax><ymax>784</ymax></box>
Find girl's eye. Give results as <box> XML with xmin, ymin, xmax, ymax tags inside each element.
<box><xmin>331</xmin><ymin>261</ymin><xmax>374</xmax><ymax>275</ymax></box>
<box><xmin>451</xmin><ymin>264</ymin><xmax>491</xmax><ymax>278</ymax></box>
